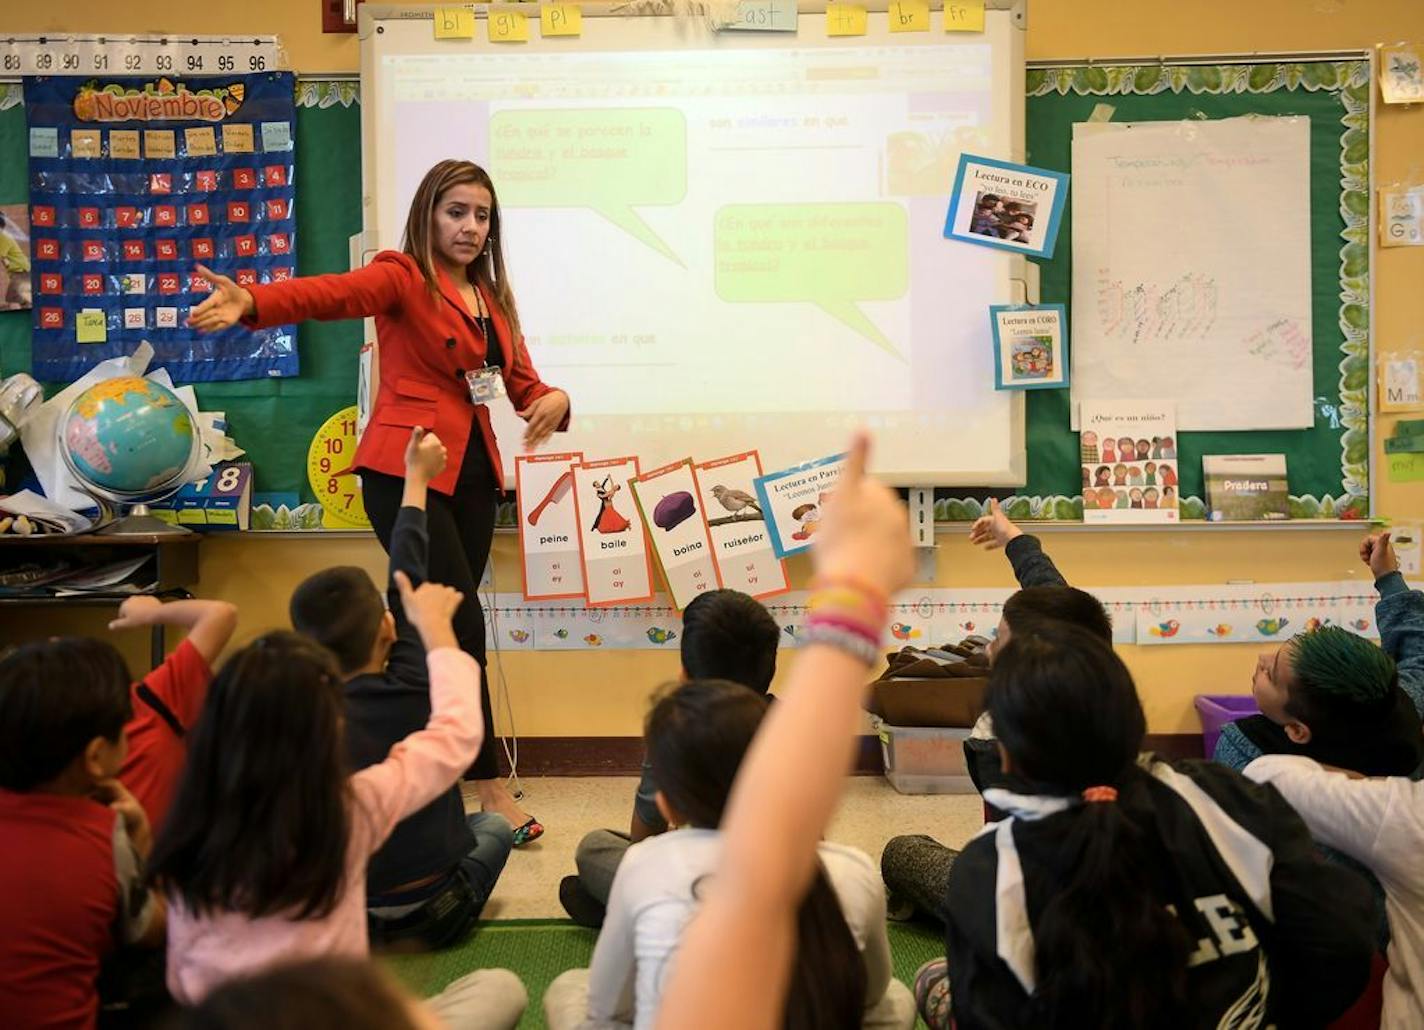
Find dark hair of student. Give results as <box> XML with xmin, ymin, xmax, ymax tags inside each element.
<box><xmin>0</xmin><ymin>638</ymin><xmax>133</xmax><ymax>791</ymax></box>
<box><xmin>1002</xmin><ymin>585</ymin><xmax>1112</xmax><ymax>644</ymax></box>
<box><xmin>647</xmin><ymin>680</ymin><xmax>866</xmax><ymax>1030</ymax></box>
<box><xmin>679</xmin><ymin>589</ymin><xmax>780</xmax><ymax>694</ymax></box>
<box><xmin>1285</xmin><ymin>625</ymin><xmax>1399</xmax><ymax>729</ymax></box>
<box><xmin>289</xmin><ymin>566</ymin><xmax>386</xmax><ymax>675</ymax></box>
<box><xmin>175</xmin><ymin>957</ymin><xmax>421</xmax><ymax>1030</ymax></box>
<box><xmin>988</xmin><ymin>621</ymin><xmax>1192</xmax><ymax>1029</ymax></box>
<box><xmin>148</xmin><ymin>632</ymin><xmax>351</xmax><ymax>920</ymax></box>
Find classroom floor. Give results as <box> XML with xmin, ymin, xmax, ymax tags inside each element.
<box><xmin>467</xmin><ymin>774</ymin><xmax>986</xmax><ymax>919</ymax></box>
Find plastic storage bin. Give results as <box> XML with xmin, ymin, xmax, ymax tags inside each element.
<box><xmin>1194</xmin><ymin>694</ymin><xmax>1260</xmax><ymax>759</ymax></box>
<box><xmin>873</xmin><ymin>717</ymin><xmax>975</xmax><ymax>795</ymax></box>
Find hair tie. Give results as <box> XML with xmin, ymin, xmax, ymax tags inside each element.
<box><xmin>1081</xmin><ymin>785</ymin><xmax>1118</xmax><ymax>803</ymax></box>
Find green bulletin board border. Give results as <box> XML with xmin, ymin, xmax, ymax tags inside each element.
<box><xmin>936</xmin><ymin>59</ymin><xmax>1372</xmax><ymax>523</ymax></box>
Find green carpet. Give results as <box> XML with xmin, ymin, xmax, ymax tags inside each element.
<box><xmin>380</xmin><ymin>918</ymin><xmax>944</xmax><ymax>1029</ymax></box>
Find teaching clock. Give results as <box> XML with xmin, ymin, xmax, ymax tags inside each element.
<box><xmin>307</xmin><ymin>406</ymin><xmax>370</xmax><ymax>529</ymax></box>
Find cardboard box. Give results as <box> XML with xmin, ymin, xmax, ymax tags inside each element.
<box><xmin>866</xmin><ymin>676</ymin><xmax>988</xmax><ymax>729</ymax></box>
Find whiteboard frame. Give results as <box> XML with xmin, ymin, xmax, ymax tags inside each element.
<box><xmin>356</xmin><ymin>1</ymin><xmax>1030</xmax><ymax>488</ymax></box>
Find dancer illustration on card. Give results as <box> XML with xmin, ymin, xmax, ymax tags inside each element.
<box><xmin>591</xmin><ymin>475</ymin><xmax>632</xmax><ymax>534</ymax></box>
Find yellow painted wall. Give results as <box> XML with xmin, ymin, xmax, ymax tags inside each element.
<box><xmin>4</xmin><ymin>1</ymin><xmax>1421</xmax><ymax>735</ymax></box>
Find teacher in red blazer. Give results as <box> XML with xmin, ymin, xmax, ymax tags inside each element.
<box><xmin>188</xmin><ymin>159</ymin><xmax>569</xmax><ymax>844</ymax></box>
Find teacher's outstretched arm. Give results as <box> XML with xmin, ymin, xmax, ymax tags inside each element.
<box><xmin>186</xmin><ymin>256</ymin><xmax>408</xmax><ymax>332</ymax></box>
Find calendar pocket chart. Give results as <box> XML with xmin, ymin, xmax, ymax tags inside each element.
<box><xmin>25</xmin><ymin>71</ymin><xmax>298</xmax><ymax>382</ymax></box>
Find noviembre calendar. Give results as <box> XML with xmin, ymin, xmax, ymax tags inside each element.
<box><xmin>24</xmin><ymin>71</ymin><xmax>298</xmax><ymax>382</ymax></box>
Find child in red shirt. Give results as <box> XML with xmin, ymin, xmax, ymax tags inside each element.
<box><xmin>0</xmin><ymin>639</ymin><xmax>166</xmax><ymax>1028</ymax></box>
<box><xmin>108</xmin><ymin>596</ymin><xmax>237</xmax><ymax>832</ymax></box>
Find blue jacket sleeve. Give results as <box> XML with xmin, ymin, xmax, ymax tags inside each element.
<box><xmin>1003</xmin><ymin>535</ymin><xmax>1068</xmax><ymax>589</ymax></box>
<box><xmin>1212</xmin><ymin>721</ymin><xmax>1262</xmax><ymax>771</ymax></box>
<box><xmin>1376</xmin><ymin>571</ymin><xmax>1424</xmax><ymax>718</ymax></box>
<box><xmin>384</xmin><ymin>506</ymin><xmax>431</xmax><ymax>689</ymax></box>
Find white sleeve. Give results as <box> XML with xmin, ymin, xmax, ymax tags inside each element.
<box><xmin>111</xmin><ymin>816</ymin><xmax>159</xmax><ymax>946</ymax></box>
<box><xmin>585</xmin><ymin>853</ymin><xmax>639</xmax><ymax>1023</ymax></box>
<box><xmin>1243</xmin><ymin>755</ymin><xmax>1405</xmax><ymax>880</ymax></box>
<box><xmin>854</xmin><ymin>869</ymin><xmax>895</xmax><ymax>1012</ymax></box>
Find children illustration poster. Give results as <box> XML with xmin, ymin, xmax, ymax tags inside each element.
<box><xmin>515</xmin><ymin>452</ymin><xmax>585</xmax><ymax>601</ymax></box>
<box><xmin>990</xmin><ymin>304</ymin><xmax>1067</xmax><ymax>389</ymax></box>
<box><xmin>24</xmin><ymin>72</ymin><xmax>298</xmax><ymax>381</ymax></box>
<box><xmin>692</xmin><ymin>450</ymin><xmax>790</xmax><ymax>600</ymax></box>
<box><xmin>629</xmin><ymin>458</ymin><xmax>722</xmax><ymax>611</ymax></box>
<box><xmin>753</xmin><ymin>452</ymin><xmax>847</xmax><ymax>559</ymax></box>
<box><xmin>570</xmin><ymin>456</ymin><xmax>656</xmax><ymax>608</ymax></box>
<box><xmin>943</xmin><ymin>154</ymin><xmax>1069</xmax><ymax>259</ymax></box>
<box><xmin>1080</xmin><ymin>401</ymin><xmax>1179</xmax><ymax>524</ymax></box>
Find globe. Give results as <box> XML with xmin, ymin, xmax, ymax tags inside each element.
<box><xmin>60</xmin><ymin>375</ymin><xmax>197</xmax><ymax>505</ymax></box>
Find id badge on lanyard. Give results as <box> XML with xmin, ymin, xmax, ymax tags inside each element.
<box><xmin>464</xmin><ymin>307</ymin><xmax>507</xmax><ymax>405</ymax></box>
<box><xmin>466</xmin><ymin>366</ymin><xmax>507</xmax><ymax>406</ymax></box>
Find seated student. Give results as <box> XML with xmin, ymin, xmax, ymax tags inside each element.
<box><xmin>1213</xmin><ymin>531</ymin><xmax>1424</xmax><ymax>775</ymax></box>
<box><xmin>653</xmin><ymin>432</ymin><xmax>917</xmax><ymax>1029</ymax></box>
<box><xmin>148</xmin><ymin>575</ymin><xmax>526</xmax><ymax>1026</ymax></box>
<box><xmin>881</xmin><ymin>499</ymin><xmax>1112</xmax><ymax>924</ymax></box>
<box><xmin>923</xmin><ymin>620</ymin><xmax>1376</xmax><ymax>1030</ymax></box>
<box><xmin>107</xmin><ymin>594</ymin><xmax>238</xmax><ymax>833</ymax></box>
<box><xmin>544</xmin><ymin>679</ymin><xmax>915</xmax><ymax>1030</ymax></box>
<box><xmin>178</xmin><ymin>956</ymin><xmax>527</xmax><ymax>1030</ymax></box>
<box><xmin>1244</xmin><ymin>755</ymin><xmax>1424</xmax><ymax>1030</ymax></box>
<box><xmin>0</xmin><ymin>639</ymin><xmax>165</xmax><ymax>1028</ymax></box>
<box><xmin>560</xmin><ymin>588</ymin><xmax>780</xmax><ymax>927</ymax></box>
<box><xmin>290</xmin><ymin>428</ymin><xmax>513</xmax><ymax>951</ymax></box>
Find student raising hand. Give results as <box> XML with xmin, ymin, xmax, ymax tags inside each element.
<box><xmin>403</xmin><ymin>427</ymin><xmax>448</xmax><ymax>484</ymax></box>
<box><xmin>1361</xmin><ymin>531</ymin><xmax>1400</xmax><ymax>579</ymax></box>
<box><xmin>657</xmin><ymin>432</ymin><xmax>913</xmax><ymax>1030</ymax></box>
<box><xmin>968</xmin><ymin>497</ymin><xmax>1023</xmax><ymax>551</ymax></box>
<box><xmin>186</xmin><ymin>264</ymin><xmax>255</xmax><ymax>333</ymax></box>
<box><xmin>392</xmin><ymin>570</ymin><xmax>462</xmax><ymax>654</ymax></box>
<box><xmin>814</xmin><ymin>433</ymin><xmax>915</xmax><ymax>596</ymax></box>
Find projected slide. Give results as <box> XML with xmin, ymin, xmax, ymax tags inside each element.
<box><xmin>377</xmin><ymin>43</ymin><xmax>1016</xmax><ymax>482</ymax></box>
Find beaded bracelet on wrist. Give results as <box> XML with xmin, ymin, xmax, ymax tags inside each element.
<box><xmin>801</xmin><ymin>622</ymin><xmax>882</xmax><ymax>666</ymax></box>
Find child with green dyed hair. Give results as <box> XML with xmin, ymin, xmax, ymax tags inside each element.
<box><xmin>1214</xmin><ymin>532</ymin><xmax>1424</xmax><ymax>777</ymax></box>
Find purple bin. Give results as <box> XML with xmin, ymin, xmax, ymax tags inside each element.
<box><xmin>1194</xmin><ymin>695</ymin><xmax>1260</xmax><ymax>759</ymax></box>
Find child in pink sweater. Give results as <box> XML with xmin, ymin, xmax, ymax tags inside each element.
<box><xmin>148</xmin><ymin>572</ymin><xmax>520</xmax><ymax>1020</ymax></box>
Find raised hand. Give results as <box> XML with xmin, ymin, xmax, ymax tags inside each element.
<box><xmin>968</xmin><ymin>497</ymin><xmax>1023</xmax><ymax>551</ymax></box>
<box><xmin>1360</xmin><ymin>531</ymin><xmax>1400</xmax><ymax>580</ymax></box>
<box><xmin>813</xmin><ymin>432</ymin><xmax>914</xmax><ymax>599</ymax></box>
<box><xmin>403</xmin><ymin>427</ymin><xmax>448</xmax><ymax>482</ymax></box>
<box><xmin>107</xmin><ymin>595</ymin><xmax>164</xmax><ymax>631</ymax></box>
<box><xmin>393</xmin><ymin>569</ymin><xmax>463</xmax><ymax>653</ymax></box>
<box><xmin>185</xmin><ymin>264</ymin><xmax>255</xmax><ymax>332</ymax></box>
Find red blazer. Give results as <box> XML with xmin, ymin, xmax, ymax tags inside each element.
<box><xmin>244</xmin><ymin>251</ymin><xmax>566</xmax><ymax>495</ymax></box>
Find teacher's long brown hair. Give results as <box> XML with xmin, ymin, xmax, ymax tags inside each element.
<box><xmin>402</xmin><ymin>159</ymin><xmax>522</xmax><ymax>341</ymax></box>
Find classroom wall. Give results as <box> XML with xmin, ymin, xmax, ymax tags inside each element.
<box><xmin>4</xmin><ymin>1</ymin><xmax>1422</xmax><ymax>736</ymax></box>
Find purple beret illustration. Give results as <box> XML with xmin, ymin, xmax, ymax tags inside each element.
<box><xmin>653</xmin><ymin>491</ymin><xmax>696</xmax><ymax>531</ymax></box>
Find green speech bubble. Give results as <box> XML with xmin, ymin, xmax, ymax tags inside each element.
<box><xmin>490</xmin><ymin>108</ymin><xmax>687</xmax><ymax>267</ymax></box>
<box><xmin>714</xmin><ymin>203</ymin><xmax>908</xmax><ymax>358</ymax></box>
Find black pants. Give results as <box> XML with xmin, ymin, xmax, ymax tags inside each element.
<box><xmin>363</xmin><ymin>435</ymin><xmax>501</xmax><ymax>780</ymax></box>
